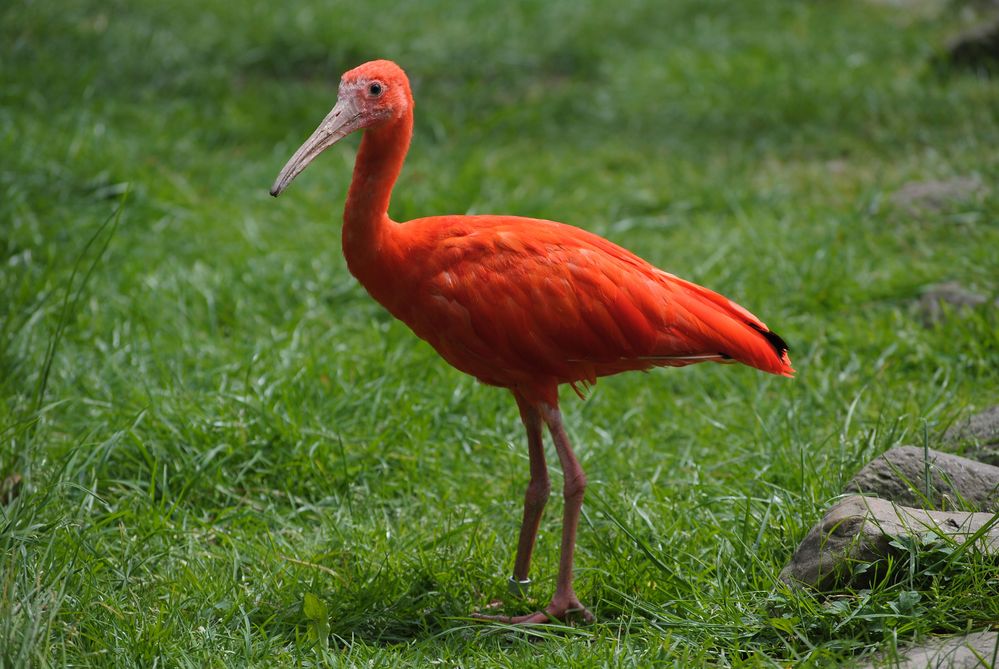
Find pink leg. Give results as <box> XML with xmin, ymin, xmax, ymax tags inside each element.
<box><xmin>511</xmin><ymin>393</ymin><xmax>550</xmax><ymax>582</ymax></box>
<box><xmin>474</xmin><ymin>400</ymin><xmax>594</xmax><ymax>624</ymax></box>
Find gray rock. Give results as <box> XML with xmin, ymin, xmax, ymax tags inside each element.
<box><xmin>845</xmin><ymin>445</ymin><xmax>999</xmax><ymax>512</ymax></box>
<box><xmin>945</xmin><ymin>406</ymin><xmax>999</xmax><ymax>466</ymax></box>
<box><xmin>890</xmin><ymin>177</ymin><xmax>983</xmax><ymax>216</ymax></box>
<box><xmin>946</xmin><ymin>406</ymin><xmax>999</xmax><ymax>446</ymax></box>
<box><xmin>916</xmin><ymin>282</ymin><xmax>993</xmax><ymax>326</ymax></box>
<box><xmin>0</xmin><ymin>473</ymin><xmax>21</xmax><ymax>505</ymax></box>
<box><xmin>862</xmin><ymin>630</ymin><xmax>999</xmax><ymax>669</ymax></box>
<box><xmin>946</xmin><ymin>13</ymin><xmax>999</xmax><ymax>73</ymax></box>
<box><xmin>780</xmin><ymin>496</ymin><xmax>999</xmax><ymax>590</ymax></box>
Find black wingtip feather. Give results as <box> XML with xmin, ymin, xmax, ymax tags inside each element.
<box><xmin>748</xmin><ymin>322</ymin><xmax>789</xmax><ymax>358</ymax></box>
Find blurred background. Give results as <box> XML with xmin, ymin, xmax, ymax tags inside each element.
<box><xmin>2</xmin><ymin>0</ymin><xmax>997</xmax><ymax>665</ymax></box>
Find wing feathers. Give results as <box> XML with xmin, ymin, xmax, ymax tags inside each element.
<box><xmin>394</xmin><ymin>215</ymin><xmax>794</xmax><ymax>389</ymax></box>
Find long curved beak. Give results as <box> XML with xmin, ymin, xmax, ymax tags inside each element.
<box><xmin>270</xmin><ymin>96</ymin><xmax>363</xmax><ymax>197</ymax></box>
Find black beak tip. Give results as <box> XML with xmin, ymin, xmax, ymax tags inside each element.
<box><xmin>269</xmin><ymin>186</ymin><xmax>281</xmax><ymax>197</ymax></box>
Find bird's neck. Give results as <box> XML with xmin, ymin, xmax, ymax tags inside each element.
<box><xmin>341</xmin><ymin>112</ymin><xmax>413</xmax><ymax>302</ymax></box>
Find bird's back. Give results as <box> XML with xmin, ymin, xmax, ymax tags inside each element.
<box><xmin>368</xmin><ymin>214</ymin><xmax>793</xmax><ymax>404</ymax></box>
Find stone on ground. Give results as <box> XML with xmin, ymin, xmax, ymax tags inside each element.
<box><xmin>861</xmin><ymin>630</ymin><xmax>999</xmax><ymax>669</ymax></box>
<box><xmin>890</xmin><ymin>176</ymin><xmax>982</xmax><ymax>217</ymax></box>
<box><xmin>946</xmin><ymin>13</ymin><xmax>999</xmax><ymax>73</ymax></box>
<box><xmin>780</xmin><ymin>496</ymin><xmax>999</xmax><ymax>590</ymax></box>
<box><xmin>845</xmin><ymin>445</ymin><xmax>999</xmax><ymax>512</ymax></box>
<box><xmin>0</xmin><ymin>473</ymin><xmax>21</xmax><ymax>505</ymax></box>
<box><xmin>945</xmin><ymin>405</ymin><xmax>999</xmax><ymax>466</ymax></box>
<box><xmin>916</xmin><ymin>281</ymin><xmax>994</xmax><ymax>326</ymax></box>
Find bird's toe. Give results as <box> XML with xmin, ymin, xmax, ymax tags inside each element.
<box><xmin>470</xmin><ymin>610</ymin><xmax>552</xmax><ymax>625</ymax></box>
<box><xmin>471</xmin><ymin>596</ymin><xmax>594</xmax><ymax>625</ymax></box>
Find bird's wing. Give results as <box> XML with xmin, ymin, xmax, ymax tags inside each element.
<box><xmin>392</xmin><ymin>216</ymin><xmax>793</xmax><ymax>389</ymax></box>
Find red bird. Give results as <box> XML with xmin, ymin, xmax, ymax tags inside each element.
<box><xmin>270</xmin><ymin>60</ymin><xmax>793</xmax><ymax>624</ymax></box>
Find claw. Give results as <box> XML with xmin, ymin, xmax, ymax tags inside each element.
<box><xmin>472</xmin><ymin>597</ymin><xmax>594</xmax><ymax>625</ymax></box>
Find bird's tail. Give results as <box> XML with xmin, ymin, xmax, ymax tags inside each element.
<box><xmin>658</xmin><ymin>275</ymin><xmax>795</xmax><ymax>378</ymax></box>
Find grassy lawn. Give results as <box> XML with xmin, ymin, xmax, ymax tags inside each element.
<box><xmin>2</xmin><ymin>0</ymin><xmax>998</xmax><ymax>665</ymax></box>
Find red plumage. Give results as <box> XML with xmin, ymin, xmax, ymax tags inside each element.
<box><xmin>270</xmin><ymin>60</ymin><xmax>793</xmax><ymax>625</ymax></box>
<box><xmin>374</xmin><ymin>215</ymin><xmax>792</xmax><ymax>406</ymax></box>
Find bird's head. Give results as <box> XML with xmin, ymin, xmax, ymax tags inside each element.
<box><xmin>270</xmin><ymin>59</ymin><xmax>412</xmax><ymax>197</ymax></box>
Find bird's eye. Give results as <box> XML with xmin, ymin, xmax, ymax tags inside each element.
<box><xmin>368</xmin><ymin>82</ymin><xmax>383</xmax><ymax>96</ymax></box>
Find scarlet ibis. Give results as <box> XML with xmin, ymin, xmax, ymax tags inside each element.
<box><xmin>270</xmin><ymin>60</ymin><xmax>793</xmax><ymax>624</ymax></box>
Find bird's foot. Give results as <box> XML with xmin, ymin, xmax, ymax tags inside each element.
<box><xmin>471</xmin><ymin>594</ymin><xmax>594</xmax><ymax>625</ymax></box>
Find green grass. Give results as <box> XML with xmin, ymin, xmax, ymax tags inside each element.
<box><xmin>2</xmin><ymin>0</ymin><xmax>998</xmax><ymax>665</ymax></box>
